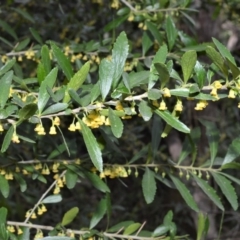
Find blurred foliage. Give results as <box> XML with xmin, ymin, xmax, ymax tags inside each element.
<box><xmin>0</xmin><ymin>0</ymin><xmax>240</xmax><ymax>240</ymax></box>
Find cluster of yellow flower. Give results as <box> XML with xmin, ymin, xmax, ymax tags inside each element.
<box><xmin>53</xmin><ymin>174</ymin><xmax>66</xmax><ymax>194</ymax></box>
<box><xmin>210</xmin><ymin>80</ymin><xmax>222</xmax><ymax>99</ymax></box>
<box><xmin>34</xmin><ymin>229</ymin><xmax>44</xmax><ymax>239</ymax></box>
<box><xmin>138</xmin><ymin>22</ymin><xmax>147</xmax><ymax>30</ymax></box>
<box><xmin>25</xmin><ymin>204</ymin><xmax>47</xmax><ymax>220</ymax></box>
<box><xmin>7</xmin><ymin>225</ymin><xmax>23</xmax><ymax>235</ymax></box>
<box><xmin>68</xmin><ymin>111</ymin><xmax>111</xmax><ymax>131</ymax></box>
<box><xmin>99</xmin><ymin>165</ymin><xmax>128</xmax><ymax>179</ymax></box>
<box><xmin>124</xmin><ymin>59</ymin><xmax>138</xmax><ymax>71</ymax></box>
<box><xmin>194</xmin><ymin>100</ymin><xmax>208</xmax><ymax>111</ymax></box>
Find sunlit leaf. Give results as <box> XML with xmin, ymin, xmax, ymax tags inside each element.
<box><xmin>61</xmin><ymin>207</ymin><xmax>79</xmax><ymax>226</ymax></box>
<box><xmin>0</xmin><ymin>71</ymin><xmax>13</xmax><ymax>109</ymax></box>
<box><xmin>181</xmin><ymin>50</ymin><xmax>197</xmax><ymax>83</ymax></box>
<box><xmin>108</xmin><ymin>108</ymin><xmax>123</xmax><ymax>138</ymax></box>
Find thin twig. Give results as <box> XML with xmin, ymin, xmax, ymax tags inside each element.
<box><xmin>24</xmin><ymin>170</ymin><xmax>66</xmax><ymax>223</ymax></box>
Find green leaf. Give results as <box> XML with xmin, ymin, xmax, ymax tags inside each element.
<box><xmin>63</xmin><ymin>61</ymin><xmax>90</xmax><ymax>103</ymax></box>
<box><xmin>0</xmin><ymin>71</ymin><xmax>13</xmax><ymax>109</ymax></box>
<box><xmin>0</xmin><ymin>175</ymin><xmax>9</xmax><ymax>198</ymax></box>
<box><xmin>18</xmin><ymin>103</ymin><xmax>37</xmax><ymax>120</ymax></box>
<box><xmin>211</xmin><ymin>172</ymin><xmax>238</xmax><ymax>210</ymax></box>
<box><xmin>42</xmin><ymin>103</ymin><xmax>68</xmax><ymax>115</ymax></box>
<box><xmin>129</xmin><ymin>71</ymin><xmax>149</xmax><ymax>88</ymax></box>
<box><xmin>0</xmin><ymin>207</ymin><xmax>7</xmax><ymax>224</ymax></box>
<box><xmin>61</xmin><ymin>207</ymin><xmax>79</xmax><ymax>226</ymax></box>
<box><xmin>108</xmin><ymin>221</ymin><xmax>134</xmax><ymax>232</ymax></box>
<box><xmin>146</xmin><ymin>21</ymin><xmax>162</xmax><ymax>44</ymax></box>
<box><xmin>13</xmin><ymin>8</ymin><xmax>35</xmax><ymax>23</ymax></box>
<box><xmin>104</xmin><ymin>15</ymin><xmax>128</xmax><ymax>32</ymax></box>
<box><xmin>206</xmin><ymin>46</ymin><xmax>227</xmax><ymax>76</ymax></box>
<box><xmin>222</xmin><ymin>137</ymin><xmax>240</xmax><ymax>165</ymax></box>
<box><xmin>13</xmin><ymin>174</ymin><xmax>26</xmax><ymax>192</ymax></box>
<box><xmin>37</xmin><ymin>62</ymin><xmax>46</xmax><ymax>84</ymax></box>
<box><xmin>90</xmin><ymin>198</ymin><xmax>107</xmax><ymax>229</ymax></box>
<box><xmin>84</xmin><ymin>171</ymin><xmax>110</xmax><ymax>193</ymax></box>
<box><xmin>154</xmin><ymin>63</ymin><xmax>170</xmax><ymax>88</ymax></box>
<box><xmin>123</xmin><ymin>223</ymin><xmax>141</xmax><ymax>235</ymax></box>
<box><xmin>90</xmin><ymin>82</ymin><xmax>101</xmax><ymax>103</ymax></box>
<box><xmin>112</xmin><ymin>31</ymin><xmax>129</xmax><ymax>88</ymax></box>
<box><xmin>42</xmin><ymin>195</ymin><xmax>62</xmax><ymax>204</ymax></box>
<box><xmin>65</xmin><ymin>169</ymin><xmax>78</xmax><ymax>189</ymax></box>
<box><xmin>142</xmin><ymin>32</ymin><xmax>153</xmax><ymax>56</ymax></box>
<box><xmin>165</xmin><ymin>16</ymin><xmax>178</xmax><ymax>51</ymax></box>
<box><xmin>79</xmin><ymin>119</ymin><xmax>103</xmax><ymax>172</ymax></box>
<box><xmin>192</xmin><ymin>174</ymin><xmax>224</xmax><ymax>211</ymax></box>
<box><xmin>139</xmin><ymin>100</ymin><xmax>152</xmax><ymax>121</ymax></box>
<box><xmin>196</xmin><ymin>212</ymin><xmax>208</xmax><ymax>240</ymax></box>
<box><xmin>142</xmin><ymin>168</ymin><xmax>157</xmax><ymax>204</ymax></box>
<box><xmin>1</xmin><ymin>125</ymin><xmax>14</xmax><ymax>153</ymax></box>
<box><xmin>199</xmin><ymin>120</ymin><xmax>219</xmax><ymax>166</ymax></box>
<box><xmin>0</xmin><ymin>59</ymin><xmax>16</xmax><ymax>77</ymax></box>
<box><xmin>38</xmin><ymin>67</ymin><xmax>58</xmax><ymax>114</ymax></box>
<box><xmin>41</xmin><ymin>45</ymin><xmax>51</xmax><ymax>74</ymax></box>
<box><xmin>51</xmin><ymin>43</ymin><xmax>73</xmax><ymax>80</ymax></box>
<box><xmin>219</xmin><ymin>172</ymin><xmax>240</xmax><ymax>186</ymax></box>
<box><xmin>29</xmin><ymin>27</ymin><xmax>43</xmax><ymax>45</ymax></box>
<box><xmin>151</xmin><ymin>114</ymin><xmax>162</xmax><ymax>160</ymax></box>
<box><xmin>155</xmin><ymin>109</ymin><xmax>190</xmax><ymax>134</ymax></box>
<box><xmin>226</xmin><ymin>58</ymin><xmax>240</xmax><ymax>79</ymax></box>
<box><xmin>14</xmin><ymin>38</ymin><xmax>30</xmax><ymax>51</ymax></box>
<box><xmin>169</xmin><ymin>174</ymin><xmax>199</xmax><ymax>212</ymax></box>
<box><xmin>99</xmin><ymin>59</ymin><xmax>114</xmax><ymax>100</ymax></box>
<box><xmin>181</xmin><ymin>50</ymin><xmax>197</xmax><ymax>83</ymax></box>
<box><xmin>194</xmin><ymin>61</ymin><xmax>206</xmax><ymax>89</ymax></box>
<box><xmin>108</xmin><ymin>108</ymin><xmax>124</xmax><ymax>138</ymax></box>
<box><xmin>38</xmin><ymin>237</ymin><xmax>73</xmax><ymax>240</ymax></box>
<box><xmin>152</xmin><ymin>225</ymin><xmax>169</xmax><ymax>237</ymax></box>
<box><xmin>212</xmin><ymin>37</ymin><xmax>236</xmax><ymax>65</ymax></box>
<box><xmin>0</xmin><ymin>20</ymin><xmax>17</xmax><ymax>40</ymax></box>
<box><xmin>148</xmin><ymin>89</ymin><xmax>162</xmax><ymax>100</ymax></box>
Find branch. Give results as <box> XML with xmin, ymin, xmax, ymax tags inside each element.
<box><xmin>24</xmin><ymin>170</ymin><xmax>66</xmax><ymax>223</ymax></box>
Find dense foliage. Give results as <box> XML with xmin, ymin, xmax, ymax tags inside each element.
<box><xmin>0</xmin><ymin>0</ymin><xmax>240</xmax><ymax>239</ymax></box>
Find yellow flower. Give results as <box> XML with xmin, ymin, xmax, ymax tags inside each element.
<box><xmin>228</xmin><ymin>89</ymin><xmax>236</xmax><ymax>98</ymax></box>
<box><xmin>163</xmin><ymin>88</ymin><xmax>171</xmax><ymax>97</ymax></box>
<box><xmin>105</xmin><ymin>117</ymin><xmax>111</xmax><ymax>126</ymax></box>
<box><xmin>25</xmin><ymin>49</ymin><xmax>35</xmax><ymax>59</ymax></box>
<box><xmin>213</xmin><ymin>81</ymin><xmax>222</xmax><ymax>89</ymax></box>
<box><xmin>174</xmin><ymin>100</ymin><xmax>183</xmax><ymax>112</ymax></box>
<box><xmin>115</xmin><ymin>101</ymin><xmax>124</xmax><ymax>111</ymax></box>
<box><xmin>238</xmin><ymin>103</ymin><xmax>240</xmax><ymax>108</ymax></box>
<box><xmin>37</xmin><ymin>125</ymin><xmax>46</xmax><ymax>135</ymax></box>
<box><xmin>194</xmin><ymin>100</ymin><xmax>208</xmax><ymax>111</ymax></box>
<box><xmin>210</xmin><ymin>87</ymin><xmax>218</xmax><ymax>98</ymax></box>
<box><xmin>159</xmin><ymin>100</ymin><xmax>167</xmax><ymax>110</ymax></box>
<box><xmin>31</xmin><ymin>212</ymin><xmax>37</xmax><ymax>219</ymax></box>
<box><xmin>53</xmin><ymin>116</ymin><xmax>60</xmax><ymax>126</ymax></box>
<box><xmin>12</xmin><ymin>133</ymin><xmax>20</xmax><ymax>143</ymax></box>
<box><xmin>75</xmin><ymin>121</ymin><xmax>81</xmax><ymax>130</ymax></box>
<box><xmin>42</xmin><ymin>165</ymin><xmax>50</xmax><ymax>175</ymax></box>
<box><xmin>138</xmin><ymin>22</ymin><xmax>144</xmax><ymax>29</ymax></box>
<box><xmin>128</xmin><ymin>13</ymin><xmax>134</xmax><ymax>22</ymax></box>
<box><xmin>7</xmin><ymin>226</ymin><xmax>15</xmax><ymax>233</ymax></box>
<box><xmin>41</xmin><ymin>204</ymin><xmax>47</xmax><ymax>212</ymax></box>
<box><xmin>37</xmin><ymin>207</ymin><xmax>43</xmax><ymax>215</ymax></box>
<box><xmin>17</xmin><ymin>228</ymin><xmax>23</xmax><ymax>235</ymax></box>
<box><xmin>53</xmin><ymin>186</ymin><xmax>60</xmax><ymax>194</ymax></box>
<box><xmin>49</xmin><ymin>125</ymin><xmax>57</xmax><ymax>135</ymax></box>
<box><xmin>152</xmin><ymin>100</ymin><xmax>159</xmax><ymax>107</ymax></box>
<box><xmin>68</xmin><ymin>123</ymin><xmax>76</xmax><ymax>132</ymax></box>
<box><xmin>0</xmin><ymin>123</ymin><xmax>4</xmax><ymax>132</ymax></box>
